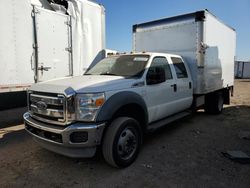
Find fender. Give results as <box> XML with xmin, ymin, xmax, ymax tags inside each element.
<box><xmin>96</xmin><ymin>91</ymin><xmax>148</xmax><ymax>123</ymax></box>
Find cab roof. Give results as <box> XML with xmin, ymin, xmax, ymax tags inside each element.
<box><xmin>108</xmin><ymin>52</ymin><xmax>182</xmax><ymax>58</ymax></box>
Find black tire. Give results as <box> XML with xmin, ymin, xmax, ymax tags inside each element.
<box><xmin>102</xmin><ymin>117</ymin><xmax>142</xmax><ymax>168</ymax></box>
<box><xmin>205</xmin><ymin>91</ymin><xmax>224</xmax><ymax>114</ymax></box>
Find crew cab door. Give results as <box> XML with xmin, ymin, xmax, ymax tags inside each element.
<box><xmin>145</xmin><ymin>56</ymin><xmax>177</xmax><ymax>123</ymax></box>
<box><xmin>169</xmin><ymin>56</ymin><xmax>193</xmax><ymax>112</ymax></box>
<box><xmin>32</xmin><ymin>6</ymin><xmax>72</xmax><ymax>82</ymax></box>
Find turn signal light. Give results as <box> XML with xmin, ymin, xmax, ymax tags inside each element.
<box><xmin>95</xmin><ymin>98</ymin><xmax>105</xmax><ymax>106</ymax></box>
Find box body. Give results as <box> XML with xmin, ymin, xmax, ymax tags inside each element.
<box><xmin>0</xmin><ymin>0</ymin><xmax>105</xmax><ymax>92</ymax></box>
<box><xmin>133</xmin><ymin>10</ymin><xmax>236</xmax><ymax>94</ymax></box>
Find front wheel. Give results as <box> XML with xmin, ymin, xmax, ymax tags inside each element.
<box><xmin>102</xmin><ymin>117</ymin><xmax>142</xmax><ymax>168</ymax></box>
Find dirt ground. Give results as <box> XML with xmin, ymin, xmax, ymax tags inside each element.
<box><xmin>0</xmin><ymin>80</ymin><xmax>250</xmax><ymax>188</ymax></box>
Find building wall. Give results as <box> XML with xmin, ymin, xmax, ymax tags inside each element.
<box><xmin>235</xmin><ymin>61</ymin><xmax>250</xmax><ymax>78</ymax></box>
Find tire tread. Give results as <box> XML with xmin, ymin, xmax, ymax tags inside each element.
<box><xmin>102</xmin><ymin>117</ymin><xmax>140</xmax><ymax>167</ymax></box>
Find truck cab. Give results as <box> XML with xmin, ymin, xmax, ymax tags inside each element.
<box><xmin>24</xmin><ymin>52</ymin><xmax>193</xmax><ymax>167</ymax></box>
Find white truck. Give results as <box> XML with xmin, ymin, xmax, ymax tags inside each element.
<box><xmin>23</xmin><ymin>10</ymin><xmax>236</xmax><ymax>167</ymax></box>
<box><xmin>0</xmin><ymin>0</ymin><xmax>105</xmax><ymax>110</ymax></box>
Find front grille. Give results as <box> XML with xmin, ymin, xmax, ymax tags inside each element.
<box><xmin>28</xmin><ymin>91</ymin><xmax>67</xmax><ymax>125</ymax></box>
<box><xmin>25</xmin><ymin>123</ymin><xmax>63</xmax><ymax>143</ymax></box>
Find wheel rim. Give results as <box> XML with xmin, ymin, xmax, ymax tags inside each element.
<box><xmin>117</xmin><ymin>127</ymin><xmax>138</xmax><ymax>160</ymax></box>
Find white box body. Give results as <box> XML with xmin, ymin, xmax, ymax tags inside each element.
<box><xmin>0</xmin><ymin>0</ymin><xmax>105</xmax><ymax>93</ymax></box>
<box><xmin>133</xmin><ymin>10</ymin><xmax>236</xmax><ymax>94</ymax></box>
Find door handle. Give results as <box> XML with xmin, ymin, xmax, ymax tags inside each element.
<box><xmin>38</xmin><ymin>66</ymin><xmax>51</xmax><ymax>71</ymax></box>
<box><xmin>38</xmin><ymin>65</ymin><xmax>51</xmax><ymax>75</ymax></box>
<box><xmin>171</xmin><ymin>84</ymin><xmax>177</xmax><ymax>92</ymax></box>
<box><xmin>189</xmin><ymin>82</ymin><xmax>192</xmax><ymax>89</ymax></box>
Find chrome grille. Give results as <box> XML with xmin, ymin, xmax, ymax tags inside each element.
<box><xmin>28</xmin><ymin>92</ymin><xmax>67</xmax><ymax>125</ymax></box>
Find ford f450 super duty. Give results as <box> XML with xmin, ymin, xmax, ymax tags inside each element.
<box><xmin>24</xmin><ymin>10</ymin><xmax>236</xmax><ymax>167</ymax></box>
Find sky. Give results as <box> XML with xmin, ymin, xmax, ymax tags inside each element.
<box><xmin>100</xmin><ymin>0</ymin><xmax>250</xmax><ymax>61</ymax></box>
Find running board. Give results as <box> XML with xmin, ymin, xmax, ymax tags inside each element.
<box><xmin>147</xmin><ymin>111</ymin><xmax>191</xmax><ymax>132</ymax></box>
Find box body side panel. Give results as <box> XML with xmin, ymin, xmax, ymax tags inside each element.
<box><xmin>133</xmin><ymin>19</ymin><xmax>200</xmax><ymax>91</ymax></box>
<box><xmin>202</xmin><ymin>12</ymin><xmax>236</xmax><ymax>92</ymax></box>
<box><xmin>68</xmin><ymin>1</ymin><xmax>105</xmax><ymax>75</ymax></box>
<box><xmin>0</xmin><ymin>0</ymin><xmax>34</xmax><ymax>91</ymax></box>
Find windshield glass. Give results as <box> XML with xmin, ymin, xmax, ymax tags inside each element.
<box><xmin>85</xmin><ymin>55</ymin><xmax>149</xmax><ymax>78</ymax></box>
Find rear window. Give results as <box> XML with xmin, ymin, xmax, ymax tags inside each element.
<box><xmin>171</xmin><ymin>57</ymin><xmax>188</xmax><ymax>78</ymax></box>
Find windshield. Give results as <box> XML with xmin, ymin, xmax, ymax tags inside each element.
<box><xmin>85</xmin><ymin>55</ymin><xmax>149</xmax><ymax>78</ymax></box>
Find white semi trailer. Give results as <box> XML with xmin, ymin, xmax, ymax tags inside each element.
<box><xmin>0</xmin><ymin>0</ymin><xmax>105</xmax><ymax>109</ymax></box>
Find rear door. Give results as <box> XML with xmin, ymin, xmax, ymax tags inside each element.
<box><xmin>33</xmin><ymin>6</ymin><xmax>72</xmax><ymax>82</ymax></box>
<box><xmin>169</xmin><ymin>57</ymin><xmax>193</xmax><ymax>111</ymax></box>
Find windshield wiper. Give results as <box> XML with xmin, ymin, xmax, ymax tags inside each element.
<box><xmin>100</xmin><ymin>72</ymin><xmax>118</xmax><ymax>76</ymax></box>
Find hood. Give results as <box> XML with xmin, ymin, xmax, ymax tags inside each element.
<box><xmin>30</xmin><ymin>75</ymin><xmax>138</xmax><ymax>95</ymax></box>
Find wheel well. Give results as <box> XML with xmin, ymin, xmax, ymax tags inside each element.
<box><xmin>222</xmin><ymin>88</ymin><xmax>231</xmax><ymax>105</ymax></box>
<box><xmin>205</xmin><ymin>88</ymin><xmax>231</xmax><ymax>105</ymax></box>
<box><xmin>111</xmin><ymin>104</ymin><xmax>147</xmax><ymax>133</ymax></box>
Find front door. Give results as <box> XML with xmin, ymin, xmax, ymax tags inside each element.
<box><xmin>145</xmin><ymin>56</ymin><xmax>177</xmax><ymax>123</ymax></box>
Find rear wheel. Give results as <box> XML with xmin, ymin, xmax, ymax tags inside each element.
<box><xmin>102</xmin><ymin>117</ymin><xmax>142</xmax><ymax>168</ymax></box>
<box><xmin>205</xmin><ymin>91</ymin><xmax>224</xmax><ymax>114</ymax></box>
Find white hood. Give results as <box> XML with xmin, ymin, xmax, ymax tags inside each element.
<box><xmin>30</xmin><ymin>75</ymin><xmax>137</xmax><ymax>95</ymax></box>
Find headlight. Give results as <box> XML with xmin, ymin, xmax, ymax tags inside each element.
<box><xmin>76</xmin><ymin>93</ymin><xmax>105</xmax><ymax>121</ymax></box>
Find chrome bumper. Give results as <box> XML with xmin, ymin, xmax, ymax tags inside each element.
<box><xmin>23</xmin><ymin>112</ymin><xmax>106</xmax><ymax>158</ymax></box>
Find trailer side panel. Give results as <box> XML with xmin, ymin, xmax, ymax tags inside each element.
<box><xmin>0</xmin><ymin>0</ymin><xmax>34</xmax><ymax>91</ymax></box>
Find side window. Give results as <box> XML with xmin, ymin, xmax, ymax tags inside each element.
<box><xmin>171</xmin><ymin>57</ymin><xmax>188</xmax><ymax>79</ymax></box>
<box><xmin>148</xmin><ymin>57</ymin><xmax>173</xmax><ymax>80</ymax></box>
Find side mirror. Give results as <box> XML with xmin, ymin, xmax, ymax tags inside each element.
<box><xmin>146</xmin><ymin>66</ymin><xmax>166</xmax><ymax>85</ymax></box>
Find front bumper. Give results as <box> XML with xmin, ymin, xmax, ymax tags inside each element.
<box><xmin>23</xmin><ymin>112</ymin><xmax>106</xmax><ymax>158</ymax></box>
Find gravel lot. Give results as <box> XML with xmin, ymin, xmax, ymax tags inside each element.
<box><xmin>0</xmin><ymin>79</ymin><xmax>250</xmax><ymax>188</ymax></box>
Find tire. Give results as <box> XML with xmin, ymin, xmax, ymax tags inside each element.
<box><xmin>102</xmin><ymin>117</ymin><xmax>142</xmax><ymax>168</ymax></box>
<box><xmin>205</xmin><ymin>91</ymin><xmax>224</xmax><ymax>114</ymax></box>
